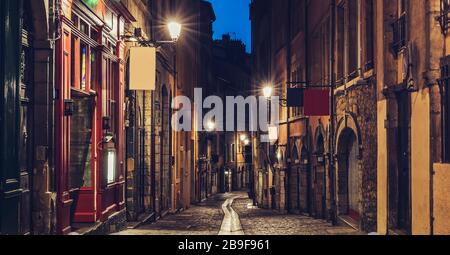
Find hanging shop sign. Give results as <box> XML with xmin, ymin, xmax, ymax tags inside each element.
<box><xmin>303</xmin><ymin>89</ymin><xmax>330</xmax><ymax>116</ymax></box>
<box><xmin>129</xmin><ymin>47</ymin><xmax>156</xmax><ymax>91</ymax></box>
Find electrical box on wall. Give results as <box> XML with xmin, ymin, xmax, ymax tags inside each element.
<box><xmin>129</xmin><ymin>47</ymin><xmax>156</xmax><ymax>91</ymax></box>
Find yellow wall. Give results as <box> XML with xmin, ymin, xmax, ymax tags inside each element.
<box><xmin>433</xmin><ymin>163</ymin><xmax>450</xmax><ymax>235</ymax></box>
<box><xmin>410</xmin><ymin>90</ymin><xmax>431</xmax><ymax>235</ymax></box>
<box><xmin>377</xmin><ymin>100</ymin><xmax>388</xmax><ymax>234</ymax></box>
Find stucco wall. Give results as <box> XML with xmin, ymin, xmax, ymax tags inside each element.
<box><xmin>410</xmin><ymin>89</ymin><xmax>431</xmax><ymax>235</ymax></box>
<box><xmin>433</xmin><ymin>163</ymin><xmax>450</xmax><ymax>235</ymax></box>
<box><xmin>377</xmin><ymin>100</ymin><xmax>388</xmax><ymax>234</ymax></box>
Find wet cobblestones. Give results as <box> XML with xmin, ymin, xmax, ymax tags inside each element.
<box><xmin>115</xmin><ymin>192</ymin><xmax>363</xmax><ymax>235</ymax></box>
<box><xmin>233</xmin><ymin>197</ymin><xmax>362</xmax><ymax>235</ymax></box>
<box><xmin>115</xmin><ymin>193</ymin><xmax>232</xmax><ymax>235</ymax></box>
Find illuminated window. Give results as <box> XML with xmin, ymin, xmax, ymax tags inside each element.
<box><xmin>107</xmin><ymin>149</ymin><xmax>116</xmax><ymax>184</ymax></box>
<box><xmin>80</xmin><ymin>43</ymin><xmax>87</xmax><ymax>90</ymax></box>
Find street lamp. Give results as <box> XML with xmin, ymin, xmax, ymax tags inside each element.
<box><xmin>263</xmin><ymin>85</ymin><xmax>273</xmax><ymax>99</ymax></box>
<box><xmin>240</xmin><ymin>134</ymin><xmax>247</xmax><ymax>142</ymax></box>
<box><xmin>168</xmin><ymin>21</ymin><xmax>182</xmax><ymax>42</ymax></box>
<box><xmin>122</xmin><ymin>21</ymin><xmax>182</xmax><ymax>45</ymax></box>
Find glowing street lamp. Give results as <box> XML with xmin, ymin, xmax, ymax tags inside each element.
<box><xmin>263</xmin><ymin>85</ymin><xmax>273</xmax><ymax>99</ymax></box>
<box><xmin>168</xmin><ymin>21</ymin><xmax>182</xmax><ymax>42</ymax></box>
<box><xmin>123</xmin><ymin>21</ymin><xmax>182</xmax><ymax>45</ymax></box>
<box><xmin>240</xmin><ymin>134</ymin><xmax>247</xmax><ymax>142</ymax></box>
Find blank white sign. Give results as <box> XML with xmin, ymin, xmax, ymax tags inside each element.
<box><xmin>129</xmin><ymin>47</ymin><xmax>156</xmax><ymax>90</ymax></box>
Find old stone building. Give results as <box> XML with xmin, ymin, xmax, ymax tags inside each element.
<box><xmin>376</xmin><ymin>0</ymin><xmax>450</xmax><ymax>235</ymax></box>
<box><xmin>1</xmin><ymin>0</ymin><xmax>56</xmax><ymax>235</ymax></box>
<box><xmin>124</xmin><ymin>0</ymin><xmax>177</xmax><ymax>223</ymax></box>
<box><xmin>250</xmin><ymin>0</ymin><xmax>450</xmax><ymax>235</ymax></box>
<box><xmin>213</xmin><ymin>34</ymin><xmax>252</xmax><ymax>193</ymax></box>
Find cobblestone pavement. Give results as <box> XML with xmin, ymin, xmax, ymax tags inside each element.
<box><xmin>115</xmin><ymin>192</ymin><xmax>362</xmax><ymax>235</ymax></box>
<box><xmin>114</xmin><ymin>193</ymin><xmax>236</xmax><ymax>235</ymax></box>
<box><xmin>233</xmin><ymin>197</ymin><xmax>363</xmax><ymax>235</ymax></box>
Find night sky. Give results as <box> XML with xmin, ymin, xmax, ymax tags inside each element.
<box><xmin>208</xmin><ymin>0</ymin><xmax>251</xmax><ymax>53</ymax></box>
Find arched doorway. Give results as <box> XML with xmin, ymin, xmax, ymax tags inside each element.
<box><xmin>314</xmin><ymin>132</ymin><xmax>326</xmax><ymax>218</ymax></box>
<box><xmin>161</xmin><ymin>86</ymin><xmax>171</xmax><ymax>212</ymax></box>
<box><xmin>337</xmin><ymin>128</ymin><xmax>360</xmax><ymax>220</ymax></box>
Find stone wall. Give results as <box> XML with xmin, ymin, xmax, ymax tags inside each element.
<box><xmin>335</xmin><ymin>80</ymin><xmax>377</xmax><ymax>232</ymax></box>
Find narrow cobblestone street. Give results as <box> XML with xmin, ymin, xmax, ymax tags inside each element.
<box><xmin>115</xmin><ymin>192</ymin><xmax>361</xmax><ymax>235</ymax></box>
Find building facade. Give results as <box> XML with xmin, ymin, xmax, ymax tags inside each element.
<box><xmin>376</xmin><ymin>0</ymin><xmax>450</xmax><ymax>235</ymax></box>
<box><xmin>213</xmin><ymin>34</ymin><xmax>252</xmax><ymax>193</ymax></box>
<box><xmin>0</xmin><ymin>0</ymin><xmax>221</xmax><ymax>235</ymax></box>
<box><xmin>250</xmin><ymin>0</ymin><xmax>450</xmax><ymax>234</ymax></box>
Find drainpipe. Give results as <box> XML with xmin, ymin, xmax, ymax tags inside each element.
<box><xmin>285</xmin><ymin>0</ymin><xmax>292</xmax><ymax>213</ymax></box>
<box><xmin>424</xmin><ymin>0</ymin><xmax>435</xmax><ymax>235</ymax></box>
<box><xmin>329</xmin><ymin>0</ymin><xmax>337</xmax><ymax>226</ymax></box>
<box><xmin>303</xmin><ymin>0</ymin><xmax>309</xmax><ymax>215</ymax></box>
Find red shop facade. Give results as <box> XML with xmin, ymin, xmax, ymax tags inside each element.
<box><xmin>55</xmin><ymin>0</ymin><xmax>132</xmax><ymax>234</ymax></box>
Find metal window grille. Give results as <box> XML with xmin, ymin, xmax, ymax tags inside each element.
<box><xmin>438</xmin><ymin>0</ymin><xmax>450</xmax><ymax>35</ymax></box>
<box><xmin>392</xmin><ymin>13</ymin><xmax>407</xmax><ymax>55</ymax></box>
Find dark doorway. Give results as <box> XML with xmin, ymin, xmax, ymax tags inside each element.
<box><xmin>396</xmin><ymin>91</ymin><xmax>411</xmax><ymax>231</ymax></box>
<box><xmin>337</xmin><ymin>128</ymin><xmax>359</xmax><ymax>220</ymax></box>
<box><xmin>314</xmin><ymin>133</ymin><xmax>326</xmax><ymax>218</ymax></box>
<box><xmin>19</xmin><ymin>0</ymin><xmax>34</xmax><ymax>235</ymax></box>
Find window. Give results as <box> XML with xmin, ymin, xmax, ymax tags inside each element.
<box><xmin>103</xmin><ymin>57</ymin><xmax>118</xmax><ymax>136</ymax></box>
<box><xmin>348</xmin><ymin>0</ymin><xmax>359</xmax><ymax>79</ymax></box>
<box><xmin>70</xmin><ymin>13</ymin><xmax>96</xmax><ymax>92</ymax></box>
<box><xmin>80</xmin><ymin>42</ymin><xmax>88</xmax><ymax>90</ymax></box>
<box><xmin>392</xmin><ymin>0</ymin><xmax>407</xmax><ymax>54</ymax></box>
<box><xmin>364</xmin><ymin>0</ymin><xmax>374</xmax><ymax>70</ymax></box>
<box><xmin>337</xmin><ymin>4</ymin><xmax>345</xmax><ymax>82</ymax></box>
<box><xmin>231</xmin><ymin>144</ymin><xmax>236</xmax><ymax>162</ymax></box>
<box><xmin>290</xmin><ymin>65</ymin><xmax>303</xmax><ymax>117</ymax></box>
<box><xmin>440</xmin><ymin>56</ymin><xmax>450</xmax><ymax>163</ymax></box>
<box><xmin>90</xmin><ymin>50</ymin><xmax>97</xmax><ymax>90</ymax></box>
<box><xmin>438</xmin><ymin>0</ymin><xmax>450</xmax><ymax>34</ymax></box>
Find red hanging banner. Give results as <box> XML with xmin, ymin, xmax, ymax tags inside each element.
<box><xmin>303</xmin><ymin>89</ymin><xmax>330</xmax><ymax>116</ymax></box>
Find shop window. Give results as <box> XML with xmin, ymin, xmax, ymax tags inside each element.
<box><xmin>347</xmin><ymin>0</ymin><xmax>359</xmax><ymax>80</ymax></box>
<box><xmin>69</xmin><ymin>97</ymin><xmax>94</xmax><ymax>189</ymax></box>
<box><xmin>364</xmin><ymin>0</ymin><xmax>374</xmax><ymax>70</ymax></box>
<box><xmin>71</xmin><ymin>37</ymin><xmax>77</xmax><ymax>88</ymax></box>
<box><xmin>80</xmin><ymin>42</ymin><xmax>88</xmax><ymax>90</ymax></box>
<box><xmin>90</xmin><ymin>50</ymin><xmax>97</xmax><ymax>90</ymax></box>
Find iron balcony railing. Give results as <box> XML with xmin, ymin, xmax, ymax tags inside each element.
<box><xmin>438</xmin><ymin>0</ymin><xmax>450</xmax><ymax>35</ymax></box>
